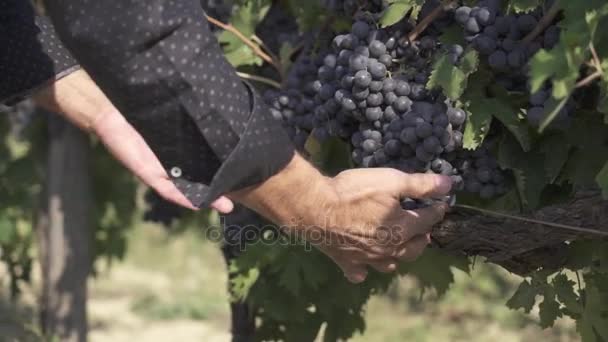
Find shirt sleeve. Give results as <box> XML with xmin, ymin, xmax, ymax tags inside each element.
<box><xmin>0</xmin><ymin>0</ymin><xmax>80</xmax><ymax>105</ymax></box>
<box><xmin>43</xmin><ymin>0</ymin><xmax>295</xmax><ymax>208</ymax></box>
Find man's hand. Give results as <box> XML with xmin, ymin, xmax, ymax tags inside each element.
<box><xmin>33</xmin><ymin>69</ymin><xmax>233</xmax><ymax>213</ymax></box>
<box><xmin>312</xmin><ymin>168</ymin><xmax>450</xmax><ymax>283</ymax></box>
<box><xmin>230</xmin><ymin>154</ymin><xmax>451</xmax><ymax>283</ymax></box>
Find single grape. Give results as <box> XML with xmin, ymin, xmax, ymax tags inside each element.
<box><xmin>365</xmin><ymin>107</ymin><xmax>383</xmax><ymax>121</ymax></box>
<box><xmin>475</xmin><ymin>8</ymin><xmax>494</xmax><ymax>26</ymax></box>
<box><xmin>384</xmin><ymin>92</ymin><xmax>398</xmax><ymax>105</ymax></box>
<box><xmin>488</xmin><ymin>50</ymin><xmax>507</xmax><ymax>71</ymax></box>
<box><xmin>352</xmin><ymin>21</ymin><xmax>370</xmax><ymax>40</ymax></box>
<box><xmin>517</xmin><ymin>14</ymin><xmax>537</xmax><ymax>33</ymax></box>
<box><xmin>465</xmin><ymin>17</ymin><xmax>481</xmax><ymax>34</ymax></box>
<box><xmin>453</xmin><ymin>130</ymin><xmax>463</xmax><ymax>147</ymax></box>
<box><xmin>369</xmin><ymin>80</ymin><xmax>384</xmax><ymax>93</ymax></box>
<box><xmin>529</xmin><ymin>90</ymin><xmax>548</xmax><ymax>106</ymax></box>
<box><xmin>384</xmin><ymin>139</ymin><xmax>402</xmax><ymax>157</ymax></box>
<box><xmin>507</xmin><ymin>49</ymin><xmax>525</xmax><ymax>68</ymax></box>
<box><xmin>455</xmin><ymin>6</ymin><xmax>472</xmax><ymax>25</ymax></box>
<box><xmin>369</xmin><ymin>40</ymin><xmax>387</xmax><ymax>58</ymax></box>
<box><xmin>473</xmin><ymin>35</ymin><xmax>497</xmax><ymax>55</ymax></box>
<box><xmin>379</xmin><ymin>54</ymin><xmax>393</xmax><ymax>67</ymax></box>
<box><xmin>349</xmin><ymin>54</ymin><xmax>369</xmax><ymax>72</ymax></box>
<box><xmin>369</xmin><ymin>61</ymin><xmax>387</xmax><ymax>79</ymax></box>
<box><xmin>527</xmin><ymin>106</ymin><xmax>544</xmax><ymax>126</ymax></box>
<box><xmin>448</xmin><ymin>108</ymin><xmax>467</xmax><ymax>126</ymax></box>
<box><xmin>423</xmin><ymin>135</ymin><xmax>442</xmax><ymax>154</ymax></box>
<box><xmin>362</xmin><ymin>139</ymin><xmax>379</xmax><ymax>153</ymax></box>
<box><xmin>416</xmin><ymin>145</ymin><xmax>434</xmax><ymax>162</ymax></box>
<box><xmin>400</xmin><ymin>127</ymin><xmax>418</xmax><ymax>144</ymax></box>
<box><xmin>324</xmin><ymin>54</ymin><xmax>337</xmax><ymax>68</ymax></box>
<box><xmin>354</xmin><ymin>70</ymin><xmax>372</xmax><ymax>88</ymax></box>
<box><xmin>393</xmin><ymin>96</ymin><xmax>412</xmax><ymax>113</ymax></box>
<box><xmin>341</xmin><ymin>97</ymin><xmax>357</xmax><ymax>111</ymax></box>
<box><xmin>383</xmin><ymin>78</ymin><xmax>397</xmax><ymax>93</ymax></box>
<box><xmin>416</xmin><ymin>122</ymin><xmax>433</xmax><ymax>138</ymax></box>
<box><xmin>395</xmin><ymin>81</ymin><xmax>411</xmax><ymax>96</ymax></box>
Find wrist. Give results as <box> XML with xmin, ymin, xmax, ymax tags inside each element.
<box><xmin>228</xmin><ymin>153</ymin><xmax>338</xmax><ymax>230</ymax></box>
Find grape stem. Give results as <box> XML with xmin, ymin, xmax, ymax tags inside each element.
<box><xmin>521</xmin><ymin>1</ymin><xmax>561</xmax><ymax>44</ymax></box>
<box><xmin>205</xmin><ymin>15</ymin><xmax>283</xmax><ymax>77</ymax></box>
<box><xmin>453</xmin><ymin>204</ymin><xmax>608</xmax><ymax>237</ymax></box>
<box><xmin>407</xmin><ymin>1</ymin><xmax>456</xmax><ymax>42</ymax></box>
<box><xmin>235</xmin><ymin>72</ymin><xmax>282</xmax><ymax>89</ymax></box>
<box><xmin>575</xmin><ymin>70</ymin><xmax>602</xmax><ymax>88</ymax></box>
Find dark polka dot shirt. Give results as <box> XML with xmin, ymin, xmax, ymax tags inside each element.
<box><xmin>0</xmin><ymin>0</ymin><xmax>80</xmax><ymax>105</ymax></box>
<box><xmin>2</xmin><ymin>0</ymin><xmax>295</xmax><ymax>208</ymax></box>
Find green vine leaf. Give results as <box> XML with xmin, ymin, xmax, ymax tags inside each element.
<box><xmin>427</xmin><ymin>50</ymin><xmax>479</xmax><ymax>101</ymax></box>
<box><xmin>380</xmin><ymin>0</ymin><xmax>424</xmax><ymax>27</ymax></box>
<box><xmin>539</xmin><ymin>289</ymin><xmax>563</xmax><ymax>328</ymax></box>
<box><xmin>507</xmin><ymin>280</ymin><xmax>539</xmax><ymax>313</ymax></box>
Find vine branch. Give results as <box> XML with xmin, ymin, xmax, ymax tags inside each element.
<box><xmin>408</xmin><ymin>1</ymin><xmax>455</xmax><ymax>42</ymax></box>
<box><xmin>205</xmin><ymin>15</ymin><xmax>283</xmax><ymax>75</ymax></box>
<box><xmin>236</xmin><ymin>72</ymin><xmax>281</xmax><ymax>89</ymax></box>
<box><xmin>522</xmin><ymin>1</ymin><xmax>560</xmax><ymax>44</ymax></box>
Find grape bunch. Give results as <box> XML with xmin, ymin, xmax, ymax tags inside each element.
<box><xmin>454</xmin><ymin>0</ymin><xmax>560</xmax><ymax>87</ymax></box>
<box><xmin>263</xmin><ymin>52</ymin><xmax>331</xmax><ymax>150</ymax></box>
<box><xmin>448</xmin><ymin>143</ymin><xmax>507</xmax><ymax>199</ymax></box>
<box><xmin>305</xmin><ymin>18</ymin><xmax>508</xmax><ymax>201</ymax></box>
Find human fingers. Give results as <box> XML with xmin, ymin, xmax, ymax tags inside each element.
<box><xmin>386</xmin><ymin>202</ymin><xmax>448</xmax><ymax>241</ymax></box>
<box><xmin>394</xmin><ymin>234</ymin><xmax>431</xmax><ymax>261</ymax></box>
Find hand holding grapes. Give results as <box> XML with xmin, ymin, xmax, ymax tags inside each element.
<box><xmin>230</xmin><ymin>154</ymin><xmax>452</xmax><ymax>283</ymax></box>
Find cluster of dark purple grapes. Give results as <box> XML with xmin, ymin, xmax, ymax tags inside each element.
<box><xmin>262</xmin><ymin>6</ymin><xmax>511</xmax><ymax>204</ymax></box>
<box><xmin>263</xmin><ymin>52</ymin><xmax>330</xmax><ymax>150</ymax></box>
<box><xmin>455</xmin><ymin>0</ymin><xmax>560</xmax><ymax>79</ymax></box>
<box><xmin>448</xmin><ymin>144</ymin><xmax>507</xmax><ymax>199</ymax></box>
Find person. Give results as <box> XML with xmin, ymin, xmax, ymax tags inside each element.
<box><xmin>1</xmin><ymin>0</ymin><xmax>451</xmax><ymax>283</ymax></box>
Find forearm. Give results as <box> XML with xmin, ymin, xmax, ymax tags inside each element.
<box><xmin>33</xmin><ymin>69</ymin><xmax>115</xmax><ymax>131</ymax></box>
<box><xmin>229</xmin><ymin>153</ymin><xmax>336</xmax><ymax>228</ymax></box>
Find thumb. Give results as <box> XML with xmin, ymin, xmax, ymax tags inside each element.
<box><xmin>390</xmin><ymin>172</ymin><xmax>452</xmax><ymax>199</ymax></box>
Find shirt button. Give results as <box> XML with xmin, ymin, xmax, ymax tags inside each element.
<box><xmin>170</xmin><ymin>167</ymin><xmax>182</xmax><ymax>178</ymax></box>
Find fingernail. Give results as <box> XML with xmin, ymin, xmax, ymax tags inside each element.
<box><xmin>435</xmin><ymin>175</ymin><xmax>452</xmax><ymax>194</ymax></box>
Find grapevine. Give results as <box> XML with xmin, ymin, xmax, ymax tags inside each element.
<box><xmin>150</xmin><ymin>0</ymin><xmax>608</xmax><ymax>340</ymax></box>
